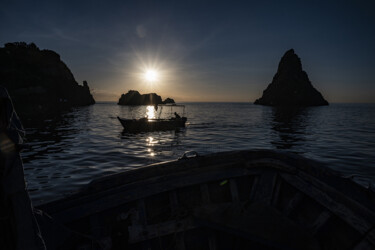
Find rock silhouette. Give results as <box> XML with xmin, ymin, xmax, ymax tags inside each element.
<box><xmin>0</xmin><ymin>42</ymin><xmax>95</xmax><ymax>116</ymax></box>
<box><xmin>162</xmin><ymin>98</ymin><xmax>175</xmax><ymax>104</ymax></box>
<box><xmin>255</xmin><ymin>49</ymin><xmax>328</xmax><ymax>106</ymax></box>
<box><xmin>118</xmin><ymin>90</ymin><xmax>175</xmax><ymax>105</ymax></box>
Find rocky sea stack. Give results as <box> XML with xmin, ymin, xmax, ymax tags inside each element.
<box><xmin>254</xmin><ymin>49</ymin><xmax>328</xmax><ymax>106</ymax></box>
<box><xmin>118</xmin><ymin>90</ymin><xmax>175</xmax><ymax>105</ymax></box>
<box><xmin>0</xmin><ymin>42</ymin><xmax>95</xmax><ymax>116</ymax></box>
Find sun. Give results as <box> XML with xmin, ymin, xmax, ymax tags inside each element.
<box><xmin>144</xmin><ymin>69</ymin><xmax>158</xmax><ymax>82</ymax></box>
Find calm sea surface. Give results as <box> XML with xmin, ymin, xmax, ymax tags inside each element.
<box><xmin>21</xmin><ymin>103</ymin><xmax>375</xmax><ymax>205</ymax></box>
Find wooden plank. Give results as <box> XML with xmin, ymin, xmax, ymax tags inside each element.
<box><xmin>229</xmin><ymin>179</ymin><xmax>239</xmax><ymax>202</ymax></box>
<box><xmin>353</xmin><ymin>228</ymin><xmax>375</xmax><ymax>249</ymax></box>
<box><xmin>89</xmin><ymin>214</ymin><xmax>101</xmax><ymax>238</ymax></box>
<box><xmin>169</xmin><ymin>191</ymin><xmax>186</xmax><ymax>250</ymax></box>
<box><xmin>310</xmin><ymin>211</ymin><xmax>331</xmax><ymax>235</ymax></box>
<box><xmin>137</xmin><ymin>199</ymin><xmax>147</xmax><ymax>225</ymax></box>
<box><xmin>169</xmin><ymin>191</ymin><xmax>179</xmax><ymax>214</ymax></box>
<box><xmin>353</xmin><ymin>239</ymin><xmax>373</xmax><ymax>250</ymax></box>
<box><xmin>280</xmin><ymin>173</ymin><xmax>372</xmax><ymax>234</ymax></box>
<box><xmin>249</xmin><ymin>176</ymin><xmax>259</xmax><ymax>201</ymax></box>
<box><xmin>284</xmin><ymin>192</ymin><xmax>304</xmax><ymax>216</ymax></box>
<box><xmin>193</xmin><ymin>213</ymin><xmax>297</xmax><ymax>250</ymax></box>
<box><xmin>246</xmin><ymin>158</ymin><xmax>297</xmax><ymax>173</ymax></box>
<box><xmin>201</xmin><ymin>184</ymin><xmax>211</xmax><ymax>204</ymax></box>
<box><xmin>250</xmin><ymin>171</ymin><xmax>277</xmax><ymax>205</ymax></box>
<box><xmin>175</xmin><ymin>233</ymin><xmax>186</xmax><ymax>250</ymax></box>
<box><xmin>135</xmin><ymin>199</ymin><xmax>152</xmax><ymax>250</ymax></box>
<box><xmin>52</xmin><ymin>168</ymin><xmax>250</xmax><ymax>223</ymax></box>
<box><xmin>367</xmin><ymin>229</ymin><xmax>375</xmax><ymax>246</ymax></box>
<box><xmin>41</xmin><ymin>160</ymin><xmax>244</xmax><ymax>212</ymax></box>
<box><xmin>128</xmin><ymin>218</ymin><xmax>195</xmax><ymax>243</ymax></box>
<box><xmin>271</xmin><ymin>178</ymin><xmax>282</xmax><ymax>206</ymax></box>
<box><xmin>297</xmin><ymin>171</ymin><xmax>375</xmax><ymax>220</ymax></box>
<box><xmin>208</xmin><ymin>231</ymin><xmax>217</xmax><ymax>250</ymax></box>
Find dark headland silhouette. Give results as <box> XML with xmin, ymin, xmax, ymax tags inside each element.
<box><xmin>118</xmin><ymin>90</ymin><xmax>175</xmax><ymax>105</ymax></box>
<box><xmin>255</xmin><ymin>49</ymin><xmax>328</xmax><ymax>106</ymax></box>
<box><xmin>0</xmin><ymin>42</ymin><xmax>95</xmax><ymax>116</ymax></box>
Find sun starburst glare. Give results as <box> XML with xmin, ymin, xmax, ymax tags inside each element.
<box><xmin>144</xmin><ymin>69</ymin><xmax>159</xmax><ymax>82</ymax></box>
<box><xmin>131</xmin><ymin>53</ymin><xmax>174</xmax><ymax>91</ymax></box>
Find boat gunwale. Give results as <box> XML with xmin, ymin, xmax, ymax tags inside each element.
<box><xmin>37</xmin><ymin>150</ymin><xmax>375</xmax><ymax>221</ymax></box>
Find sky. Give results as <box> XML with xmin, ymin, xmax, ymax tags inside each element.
<box><xmin>1</xmin><ymin>0</ymin><xmax>375</xmax><ymax>103</ymax></box>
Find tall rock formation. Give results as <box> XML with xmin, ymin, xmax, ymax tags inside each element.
<box><xmin>254</xmin><ymin>49</ymin><xmax>328</xmax><ymax>106</ymax></box>
<box><xmin>0</xmin><ymin>42</ymin><xmax>95</xmax><ymax>115</ymax></box>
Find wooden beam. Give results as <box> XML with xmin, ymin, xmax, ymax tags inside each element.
<box><xmin>271</xmin><ymin>178</ymin><xmax>282</xmax><ymax>206</ymax></box>
<box><xmin>229</xmin><ymin>179</ymin><xmax>239</xmax><ymax>202</ymax></box>
<box><xmin>297</xmin><ymin>171</ymin><xmax>375</xmax><ymax>220</ymax></box>
<box><xmin>246</xmin><ymin>158</ymin><xmax>297</xmax><ymax>174</ymax></box>
<box><xmin>52</xmin><ymin>168</ymin><xmax>251</xmax><ymax>223</ymax></box>
<box><xmin>250</xmin><ymin>171</ymin><xmax>277</xmax><ymax>205</ymax></box>
<box><xmin>353</xmin><ymin>228</ymin><xmax>375</xmax><ymax>250</ymax></box>
<box><xmin>169</xmin><ymin>191</ymin><xmax>179</xmax><ymax>214</ymax></box>
<box><xmin>284</xmin><ymin>192</ymin><xmax>304</xmax><ymax>216</ymax></box>
<box><xmin>281</xmin><ymin>173</ymin><xmax>372</xmax><ymax>234</ymax></box>
<box><xmin>310</xmin><ymin>211</ymin><xmax>331</xmax><ymax>235</ymax></box>
<box><xmin>249</xmin><ymin>176</ymin><xmax>259</xmax><ymax>201</ymax></box>
<box><xmin>128</xmin><ymin>218</ymin><xmax>195</xmax><ymax>243</ymax></box>
<box><xmin>201</xmin><ymin>184</ymin><xmax>211</xmax><ymax>204</ymax></box>
<box><xmin>169</xmin><ymin>191</ymin><xmax>186</xmax><ymax>250</ymax></box>
<box><xmin>137</xmin><ymin>199</ymin><xmax>147</xmax><ymax>225</ymax></box>
<box><xmin>208</xmin><ymin>231</ymin><xmax>217</xmax><ymax>250</ymax></box>
<box><xmin>353</xmin><ymin>239</ymin><xmax>373</xmax><ymax>250</ymax></box>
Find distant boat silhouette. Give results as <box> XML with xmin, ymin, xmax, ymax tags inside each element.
<box><xmin>118</xmin><ymin>104</ymin><xmax>187</xmax><ymax>132</ymax></box>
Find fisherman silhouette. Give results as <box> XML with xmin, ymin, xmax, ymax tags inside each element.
<box><xmin>0</xmin><ymin>86</ymin><xmax>46</xmax><ymax>250</ymax></box>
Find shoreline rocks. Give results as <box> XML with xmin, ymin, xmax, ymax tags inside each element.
<box><xmin>118</xmin><ymin>90</ymin><xmax>175</xmax><ymax>105</ymax></box>
<box><xmin>0</xmin><ymin>42</ymin><xmax>95</xmax><ymax>117</ymax></box>
<box><xmin>254</xmin><ymin>49</ymin><xmax>328</xmax><ymax>106</ymax></box>
<box><xmin>162</xmin><ymin>97</ymin><xmax>175</xmax><ymax>104</ymax></box>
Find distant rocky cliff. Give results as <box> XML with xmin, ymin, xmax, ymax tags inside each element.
<box><xmin>255</xmin><ymin>49</ymin><xmax>328</xmax><ymax>106</ymax></box>
<box><xmin>118</xmin><ymin>90</ymin><xmax>175</xmax><ymax>105</ymax></box>
<box><xmin>0</xmin><ymin>42</ymin><xmax>95</xmax><ymax>116</ymax></box>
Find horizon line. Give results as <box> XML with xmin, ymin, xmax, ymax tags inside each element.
<box><xmin>95</xmin><ymin>101</ymin><xmax>375</xmax><ymax>104</ymax></box>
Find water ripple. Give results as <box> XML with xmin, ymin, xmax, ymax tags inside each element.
<box><xmin>21</xmin><ymin>103</ymin><xmax>375</xmax><ymax>205</ymax></box>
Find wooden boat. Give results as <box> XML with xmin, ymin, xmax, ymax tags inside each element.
<box><xmin>36</xmin><ymin>150</ymin><xmax>375</xmax><ymax>250</ymax></box>
<box><xmin>118</xmin><ymin>104</ymin><xmax>187</xmax><ymax>132</ymax></box>
<box><xmin>117</xmin><ymin>116</ymin><xmax>187</xmax><ymax>132</ymax></box>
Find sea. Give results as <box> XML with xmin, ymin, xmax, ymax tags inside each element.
<box><xmin>20</xmin><ymin>102</ymin><xmax>375</xmax><ymax>205</ymax></box>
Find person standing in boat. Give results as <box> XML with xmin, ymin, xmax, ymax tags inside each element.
<box><xmin>0</xmin><ymin>86</ymin><xmax>46</xmax><ymax>250</ymax></box>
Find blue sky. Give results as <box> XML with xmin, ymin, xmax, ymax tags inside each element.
<box><xmin>1</xmin><ymin>0</ymin><xmax>374</xmax><ymax>102</ymax></box>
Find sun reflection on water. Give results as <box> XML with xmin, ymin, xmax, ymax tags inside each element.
<box><xmin>147</xmin><ymin>138</ymin><xmax>156</xmax><ymax>157</ymax></box>
<box><xmin>146</xmin><ymin>106</ymin><xmax>156</xmax><ymax>119</ymax></box>
<box><xmin>147</xmin><ymin>148</ymin><xmax>155</xmax><ymax>157</ymax></box>
<box><xmin>148</xmin><ymin>136</ymin><xmax>154</xmax><ymax>144</ymax></box>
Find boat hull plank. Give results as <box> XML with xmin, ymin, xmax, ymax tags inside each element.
<box><xmin>281</xmin><ymin>173</ymin><xmax>373</xmax><ymax>234</ymax></box>
<box><xmin>194</xmin><ymin>202</ymin><xmax>320</xmax><ymax>250</ymax></box>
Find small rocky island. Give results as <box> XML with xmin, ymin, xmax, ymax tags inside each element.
<box><xmin>0</xmin><ymin>42</ymin><xmax>95</xmax><ymax>115</ymax></box>
<box><xmin>118</xmin><ymin>90</ymin><xmax>175</xmax><ymax>105</ymax></box>
<box><xmin>254</xmin><ymin>49</ymin><xmax>328</xmax><ymax>106</ymax></box>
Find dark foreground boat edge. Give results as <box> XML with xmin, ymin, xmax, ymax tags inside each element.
<box><xmin>36</xmin><ymin>149</ymin><xmax>375</xmax><ymax>250</ymax></box>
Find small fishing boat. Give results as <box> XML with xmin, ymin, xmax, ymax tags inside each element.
<box><xmin>118</xmin><ymin>104</ymin><xmax>187</xmax><ymax>132</ymax></box>
<box><xmin>117</xmin><ymin>116</ymin><xmax>187</xmax><ymax>132</ymax></box>
<box><xmin>37</xmin><ymin>150</ymin><xmax>375</xmax><ymax>250</ymax></box>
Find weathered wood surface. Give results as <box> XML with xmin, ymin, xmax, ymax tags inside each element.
<box><xmin>36</xmin><ymin>149</ymin><xmax>375</xmax><ymax>250</ymax></box>
<box><xmin>281</xmin><ymin>173</ymin><xmax>373</xmax><ymax>234</ymax></box>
